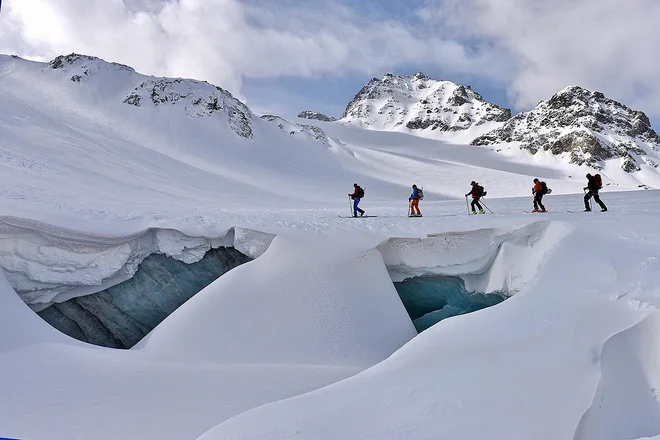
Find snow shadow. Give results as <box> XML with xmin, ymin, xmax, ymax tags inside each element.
<box><xmin>573</xmin><ymin>311</ymin><xmax>660</xmax><ymax>440</ymax></box>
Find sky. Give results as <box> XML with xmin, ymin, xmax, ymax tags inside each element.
<box><xmin>1</xmin><ymin>0</ymin><xmax>659</xmax><ymax>126</ymax></box>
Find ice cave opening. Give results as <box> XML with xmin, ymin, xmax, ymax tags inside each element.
<box><xmin>37</xmin><ymin>247</ymin><xmax>251</xmax><ymax>349</ymax></box>
<box><xmin>394</xmin><ymin>276</ymin><xmax>508</xmax><ymax>332</ymax></box>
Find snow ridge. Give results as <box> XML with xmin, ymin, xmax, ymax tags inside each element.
<box><xmin>472</xmin><ymin>86</ymin><xmax>660</xmax><ymax>172</ymax></box>
<box><xmin>341</xmin><ymin>72</ymin><xmax>511</xmax><ymax>134</ymax></box>
<box><xmin>124</xmin><ymin>78</ymin><xmax>254</xmax><ymax>138</ymax></box>
<box><xmin>0</xmin><ymin>216</ymin><xmax>274</xmax><ymax>307</ymax></box>
<box><xmin>261</xmin><ymin>115</ymin><xmax>329</xmax><ymax>144</ymax></box>
<box><xmin>298</xmin><ymin>111</ymin><xmax>337</xmax><ymax>122</ymax></box>
<box><xmin>46</xmin><ymin>53</ymin><xmax>135</xmax><ymax>82</ymax></box>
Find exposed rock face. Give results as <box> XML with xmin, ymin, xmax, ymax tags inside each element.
<box><xmin>46</xmin><ymin>53</ymin><xmax>134</xmax><ymax>83</ymax></box>
<box><xmin>38</xmin><ymin>247</ymin><xmax>251</xmax><ymax>349</ymax></box>
<box><xmin>261</xmin><ymin>115</ymin><xmax>329</xmax><ymax>144</ymax></box>
<box><xmin>341</xmin><ymin>72</ymin><xmax>511</xmax><ymax>133</ymax></box>
<box><xmin>297</xmin><ymin>111</ymin><xmax>337</xmax><ymax>122</ymax></box>
<box><xmin>472</xmin><ymin>86</ymin><xmax>660</xmax><ymax>172</ymax></box>
<box><xmin>123</xmin><ymin>78</ymin><xmax>254</xmax><ymax>139</ymax></box>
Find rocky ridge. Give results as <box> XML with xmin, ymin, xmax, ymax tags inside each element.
<box><xmin>341</xmin><ymin>72</ymin><xmax>511</xmax><ymax>133</ymax></box>
<box><xmin>472</xmin><ymin>86</ymin><xmax>660</xmax><ymax>172</ymax></box>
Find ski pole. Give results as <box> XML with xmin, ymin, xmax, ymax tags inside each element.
<box><xmin>348</xmin><ymin>195</ymin><xmax>353</xmax><ymax>216</ymax></box>
<box><xmin>465</xmin><ymin>196</ymin><xmax>470</xmax><ymax>215</ymax></box>
<box><xmin>408</xmin><ymin>200</ymin><xmax>412</xmax><ymax>217</ymax></box>
<box><xmin>480</xmin><ymin>198</ymin><xmax>494</xmax><ymax>214</ymax></box>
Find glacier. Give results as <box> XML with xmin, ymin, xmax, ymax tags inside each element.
<box><xmin>2</xmin><ymin>49</ymin><xmax>660</xmax><ymax>440</ymax></box>
<box><xmin>38</xmin><ymin>246</ymin><xmax>251</xmax><ymax>348</ymax></box>
<box><xmin>394</xmin><ymin>276</ymin><xmax>507</xmax><ymax>332</ymax></box>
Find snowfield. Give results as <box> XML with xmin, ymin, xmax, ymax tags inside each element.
<box><xmin>2</xmin><ymin>53</ymin><xmax>660</xmax><ymax>440</ymax></box>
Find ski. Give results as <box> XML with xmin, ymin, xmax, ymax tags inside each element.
<box><xmin>338</xmin><ymin>215</ymin><xmax>378</xmax><ymax>218</ymax></box>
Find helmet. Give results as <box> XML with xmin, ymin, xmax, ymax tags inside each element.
<box><xmin>412</xmin><ymin>184</ymin><xmax>417</xmax><ymax>188</ymax></box>
<box><xmin>586</xmin><ymin>173</ymin><xmax>592</xmax><ymax>178</ymax></box>
<box><xmin>353</xmin><ymin>183</ymin><xmax>358</xmax><ymax>187</ymax></box>
<box><xmin>470</xmin><ymin>181</ymin><xmax>476</xmax><ymax>185</ymax></box>
<box><xmin>533</xmin><ymin>178</ymin><xmax>539</xmax><ymax>182</ymax></box>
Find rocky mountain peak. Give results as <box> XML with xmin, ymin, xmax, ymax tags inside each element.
<box><xmin>341</xmin><ymin>73</ymin><xmax>511</xmax><ymax>134</ymax></box>
<box><xmin>123</xmin><ymin>78</ymin><xmax>254</xmax><ymax>139</ymax></box>
<box><xmin>46</xmin><ymin>53</ymin><xmax>134</xmax><ymax>83</ymax></box>
<box><xmin>472</xmin><ymin>86</ymin><xmax>660</xmax><ymax>172</ymax></box>
<box><xmin>297</xmin><ymin>111</ymin><xmax>337</xmax><ymax>122</ymax></box>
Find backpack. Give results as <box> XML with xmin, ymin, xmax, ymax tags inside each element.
<box><xmin>540</xmin><ymin>181</ymin><xmax>552</xmax><ymax>194</ymax></box>
<box><xmin>594</xmin><ymin>174</ymin><xmax>603</xmax><ymax>190</ymax></box>
<box><xmin>478</xmin><ymin>185</ymin><xmax>487</xmax><ymax>197</ymax></box>
<box><xmin>357</xmin><ymin>186</ymin><xmax>365</xmax><ymax>198</ymax></box>
<box><xmin>417</xmin><ymin>188</ymin><xmax>424</xmax><ymax>200</ymax></box>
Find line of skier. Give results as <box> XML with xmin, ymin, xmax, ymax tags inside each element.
<box><xmin>348</xmin><ymin>173</ymin><xmax>607</xmax><ymax>217</ymax></box>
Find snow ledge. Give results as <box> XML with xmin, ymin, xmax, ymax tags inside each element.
<box><xmin>0</xmin><ymin>216</ymin><xmax>274</xmax><ymax>307</ymax></box>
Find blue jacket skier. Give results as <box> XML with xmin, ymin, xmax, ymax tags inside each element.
<box><xmin>409</xmin><ymin>184</ymin><xmax>422</xmax><ymax>217</ymax></box>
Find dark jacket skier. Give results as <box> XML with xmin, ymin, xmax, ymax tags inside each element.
<box><xmin>465</xmin><ymin>181</ymin><xmax>485</xmax><ymax>214</ymax></box>
<box><xmin>584</xmin><ymin>174</ymin><xmax>607</xmax><ymax>212</ymax></box>
<box><xmin>348</xmin><ymin>183</ymin><xmax>365</xmax><ymax>217</ymax></box>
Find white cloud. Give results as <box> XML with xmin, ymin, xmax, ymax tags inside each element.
<box><xmin>0</xmin><ymin>0</ymin><xmax>505</xmax><ymax>100</ymax></box>
<box><xmin>419</xmin><ymin>0</ymin><xmax>660</xmax><ymax>117</ymax></box>
<box><xmin>4</xmin><ymin>0</ymin><xmax>657</xmax><ymax>120</ymax></box>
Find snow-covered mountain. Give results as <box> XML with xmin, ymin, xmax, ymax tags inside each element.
<box><xmin>341</xmin><ymin>72</ymin><xmax>511</xmax><ymax>137</ymax></box>
<box><xmin>298</xmin><ymin>110</ymin><xmax>337</xmax><ymax>122</ymax></box>
<box><xmin>124</xmin><ymin>78</ymin><xmax>254</xmax><ymax>138</ymax></box>
<box><xmin>472</xmin><ymin>86</ymin><xmax>660</xmax><ymax>173</ymax></box>
<box><xmin>4</xmin><ymin>50</ymin><xmax>660</xmax><ymax>440</ymax></box>
<box><xmin>261</xmin><ymin>115</ymin><xmax>329</xmax><ymax>144</ymax></box>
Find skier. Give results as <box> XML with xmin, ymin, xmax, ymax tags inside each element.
<box><xmin>532</xmin><ymin>178</ymin><xmax>547</xmax><ymax>213</ymax></box>
<box><xmin>408</xmin><ymin>184</ymin><xmax>423</xmax><ymax>217</ymax></box>
<box><xmin>584</xmin><ymin>173</ymin><xmax>607</xmax><ymax>212</ymax></box>
<box><xmin>348</xmin><ymin>183</ymin><xmax>365</xmax><ymax>217</ymax></box>
<box><xmin>465</xmin><ymin>181</ymin><xmax>485</xmax><ymax>214</ymax></box>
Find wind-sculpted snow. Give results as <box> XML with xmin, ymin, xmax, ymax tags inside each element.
<box><xmin>378</xmin><ymin>222</ymin><xmax>569</xmax><ymax>294</ymax></box>
<box><xmin>574</xmin><ymin>312</ymin><xmax>660</xmax><ymax>440</ymax></box>
<box><xmin>0</xmin><ymin>216</ymin><xmax>274</xmax><ymax>306</ymax></box>
<box><xmin>196</xmin><ymin>216</ymin><xmax>660</xmax><ymax>440</ymax></box>
<box><xmin>136</xmin><ymin>235</ymin><xmax>417</xmax><ymax>367</ymax></box>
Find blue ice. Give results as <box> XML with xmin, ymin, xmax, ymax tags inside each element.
<box><xmin>394</xmin><ymin>276</ymin><xmax>507</xmax><ymax>332</ymax></box>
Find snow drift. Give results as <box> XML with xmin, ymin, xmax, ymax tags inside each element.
<box><xmin>136</xmin><ymin>235</ymin><xmax>417</xmax><ymax>367</ymax></box>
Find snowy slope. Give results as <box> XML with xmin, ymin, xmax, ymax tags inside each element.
<box><xmin>195</xmin><ymin>197</ymin><xmax>660</xmax><ymax>440</ymax></box>
<box><xmin>473</xmin><ymin>86</ymin><xmax>660</xmax><ymax>175</ymax></box>
<box><xmin>3</xmin><ymin>51</ymin><xmax>660</xmax><ymax>440</ymax></box>
<box><xmin>3</xmin><ymin>191</ymin><xmax>660</xmax><ymax>440</ymax></box>
<box><xmin>341</xmin><ymin>72</ymin><xmax>511</xmax><ymax>140</ymax></box>
<box><xmin>2</xmin><ymin>51</ymin><xmax>660</xmax><ymax>308</ymax></box>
